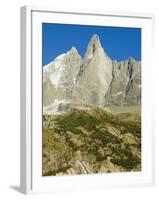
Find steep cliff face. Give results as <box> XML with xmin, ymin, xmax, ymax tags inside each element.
<box><xmin>43</xmin><ymin>47</ymin><xmax>82</xmax><ymax>113</ymax></box>
<box><xmin>43</xmin><ymin>34</ymin><xmax>141</xmax><ymax>114</ymax></box>
<box><xmin>105</xmin><ymin>58</ymin><xmax>141</xmax><ymax>106</ymax></box>
<box><xmin>75</xmin><ymin>34</ymin><xmax>113</xmax><ymax>107</ymax></box>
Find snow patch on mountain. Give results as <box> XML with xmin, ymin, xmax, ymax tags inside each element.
<box><xmin>43</xmin><ymin>54</ymin><xmax>66</xmax><ymax>71</ymax></box>
<box><xmin>43</xmin><ymin>34</ymin><xmax>141</xmax><ymax>114</ymax></box>
<box><xmin>50</xmin><ymin>62</ymin><xmax>66</xmax><ymax>88</ymax></box>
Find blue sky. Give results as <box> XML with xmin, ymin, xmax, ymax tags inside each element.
<box><xmin>42</xmin><ymin>23</ymin><xmax>141</xmax><ymax>66</ymax></box>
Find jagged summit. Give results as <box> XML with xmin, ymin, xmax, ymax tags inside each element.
<box><xmin>84</xmin><ymin>34</ymin><xmax>102</xmax><ymax>60</ymax></box>
<box><xmin>69</xmin><ymin>46</ymin><xmax>78</xmax><ymax>54</ymax></box>
<box><xmin>88</xmin><ymin>34</ymin><xmax>101</xmax><ymax>48</ymax></box>
<box><xmin>43</xmin><ymin>34</ymin><xmax>141</xmax><ymax>114</ymax></box>
<box><xmin>65</xmin><ymin>46</ymin><xmax>82</xmax><ymax>62</ymax></box>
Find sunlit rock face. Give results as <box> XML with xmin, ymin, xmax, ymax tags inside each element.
<box><xmin>75</xmin><ymin>34</ymin><xmax>113</xmax><ymax>107</ymax></box>
<box><xmin>43</xmin><ymin>34</ymin><xmax>141</xmax><ymax>114</ymax></box>
<box><xmin>43</xmin><ymin>47</ymin><xmax>82</xmax><ymax>114</ymax></box>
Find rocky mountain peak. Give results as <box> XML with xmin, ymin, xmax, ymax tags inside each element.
<box><xmin>68</xmin><ymin>46</ymin><xmax>79</xmax><ymax>56</ymax></box>
<box><xmin>70</xmin><ymin>46</ymin><xmax>78</xmax><ymax>53</ymax></box>
<box><xmin>84</xmin><ymin>34</ymin><xmax>102</xmax><ymax>60</ymax></box>
<box><xmin>128</xmin><ymin>57</ymin><xmax>136</xmax><ymax>63</ymax></box>
<box><xmin>43</xmin><ymin>34</ymin><xmax>141</xmax><ymax>112</ymax></box>
<box><xmin>66</xmin><ymin>46</ymin><xmax>82</xmax><ymax>63</ymax></box>
<box><xmin>89</xmin><ymin>34</ymin><xmax>101</xmax><ymax>49</ymax></box>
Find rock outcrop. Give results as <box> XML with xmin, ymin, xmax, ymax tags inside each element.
<box><xmin>105</xmin><ymin>58</ymin><xmax>141</xmax><ymax>106</ymax></box>
<box><xmin>43</xmin><ymin>47</ymin><xmax>82</xmax><ymax>113</ymax></box>
<box><xmin>75</xmin><ymin>34</ymin><xmax>113</xmax><ymax>107</ymax></box>
<box><xmin>43</xmin><ymin>34</ymin><xmax>141</xmax><ymax>114</ymax></box>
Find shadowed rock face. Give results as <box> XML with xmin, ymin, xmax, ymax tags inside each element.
<box><xmin>105</xmin><ymin>58</ymin><xmax>141</xmax><ymax>106</ymax></box>
<box><xmin>43</xmin><ymin>34</ymin><xmax>141</xmax><ymax>114</ymax></box>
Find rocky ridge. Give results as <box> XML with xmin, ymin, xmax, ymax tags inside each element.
<box><xmin>43</xmin><ymin>34</ymin><xmax>141</xmax><ymax>114</ymax></box>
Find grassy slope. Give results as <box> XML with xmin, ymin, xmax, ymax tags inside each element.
<box><xmin>42</xmin><ymin>107</ymin><xmax>141</xmax><ymax>176</ymax></box>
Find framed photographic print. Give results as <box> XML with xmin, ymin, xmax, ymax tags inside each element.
<box><xmin>20</xmin><ymin>6</ymin><xmax>154</xmax><ymax>194</ymax></box>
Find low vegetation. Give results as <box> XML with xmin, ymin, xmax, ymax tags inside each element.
<box><xmin>42</xmin><ymin>107</ymin><xmax>141</xmax><ymax>176</ymax></box>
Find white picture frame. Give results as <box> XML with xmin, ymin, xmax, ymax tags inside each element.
<box><xmin>20</xmin><ymin>5</ymin><xmax>154</xmax><ymax>194</ymax></box>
